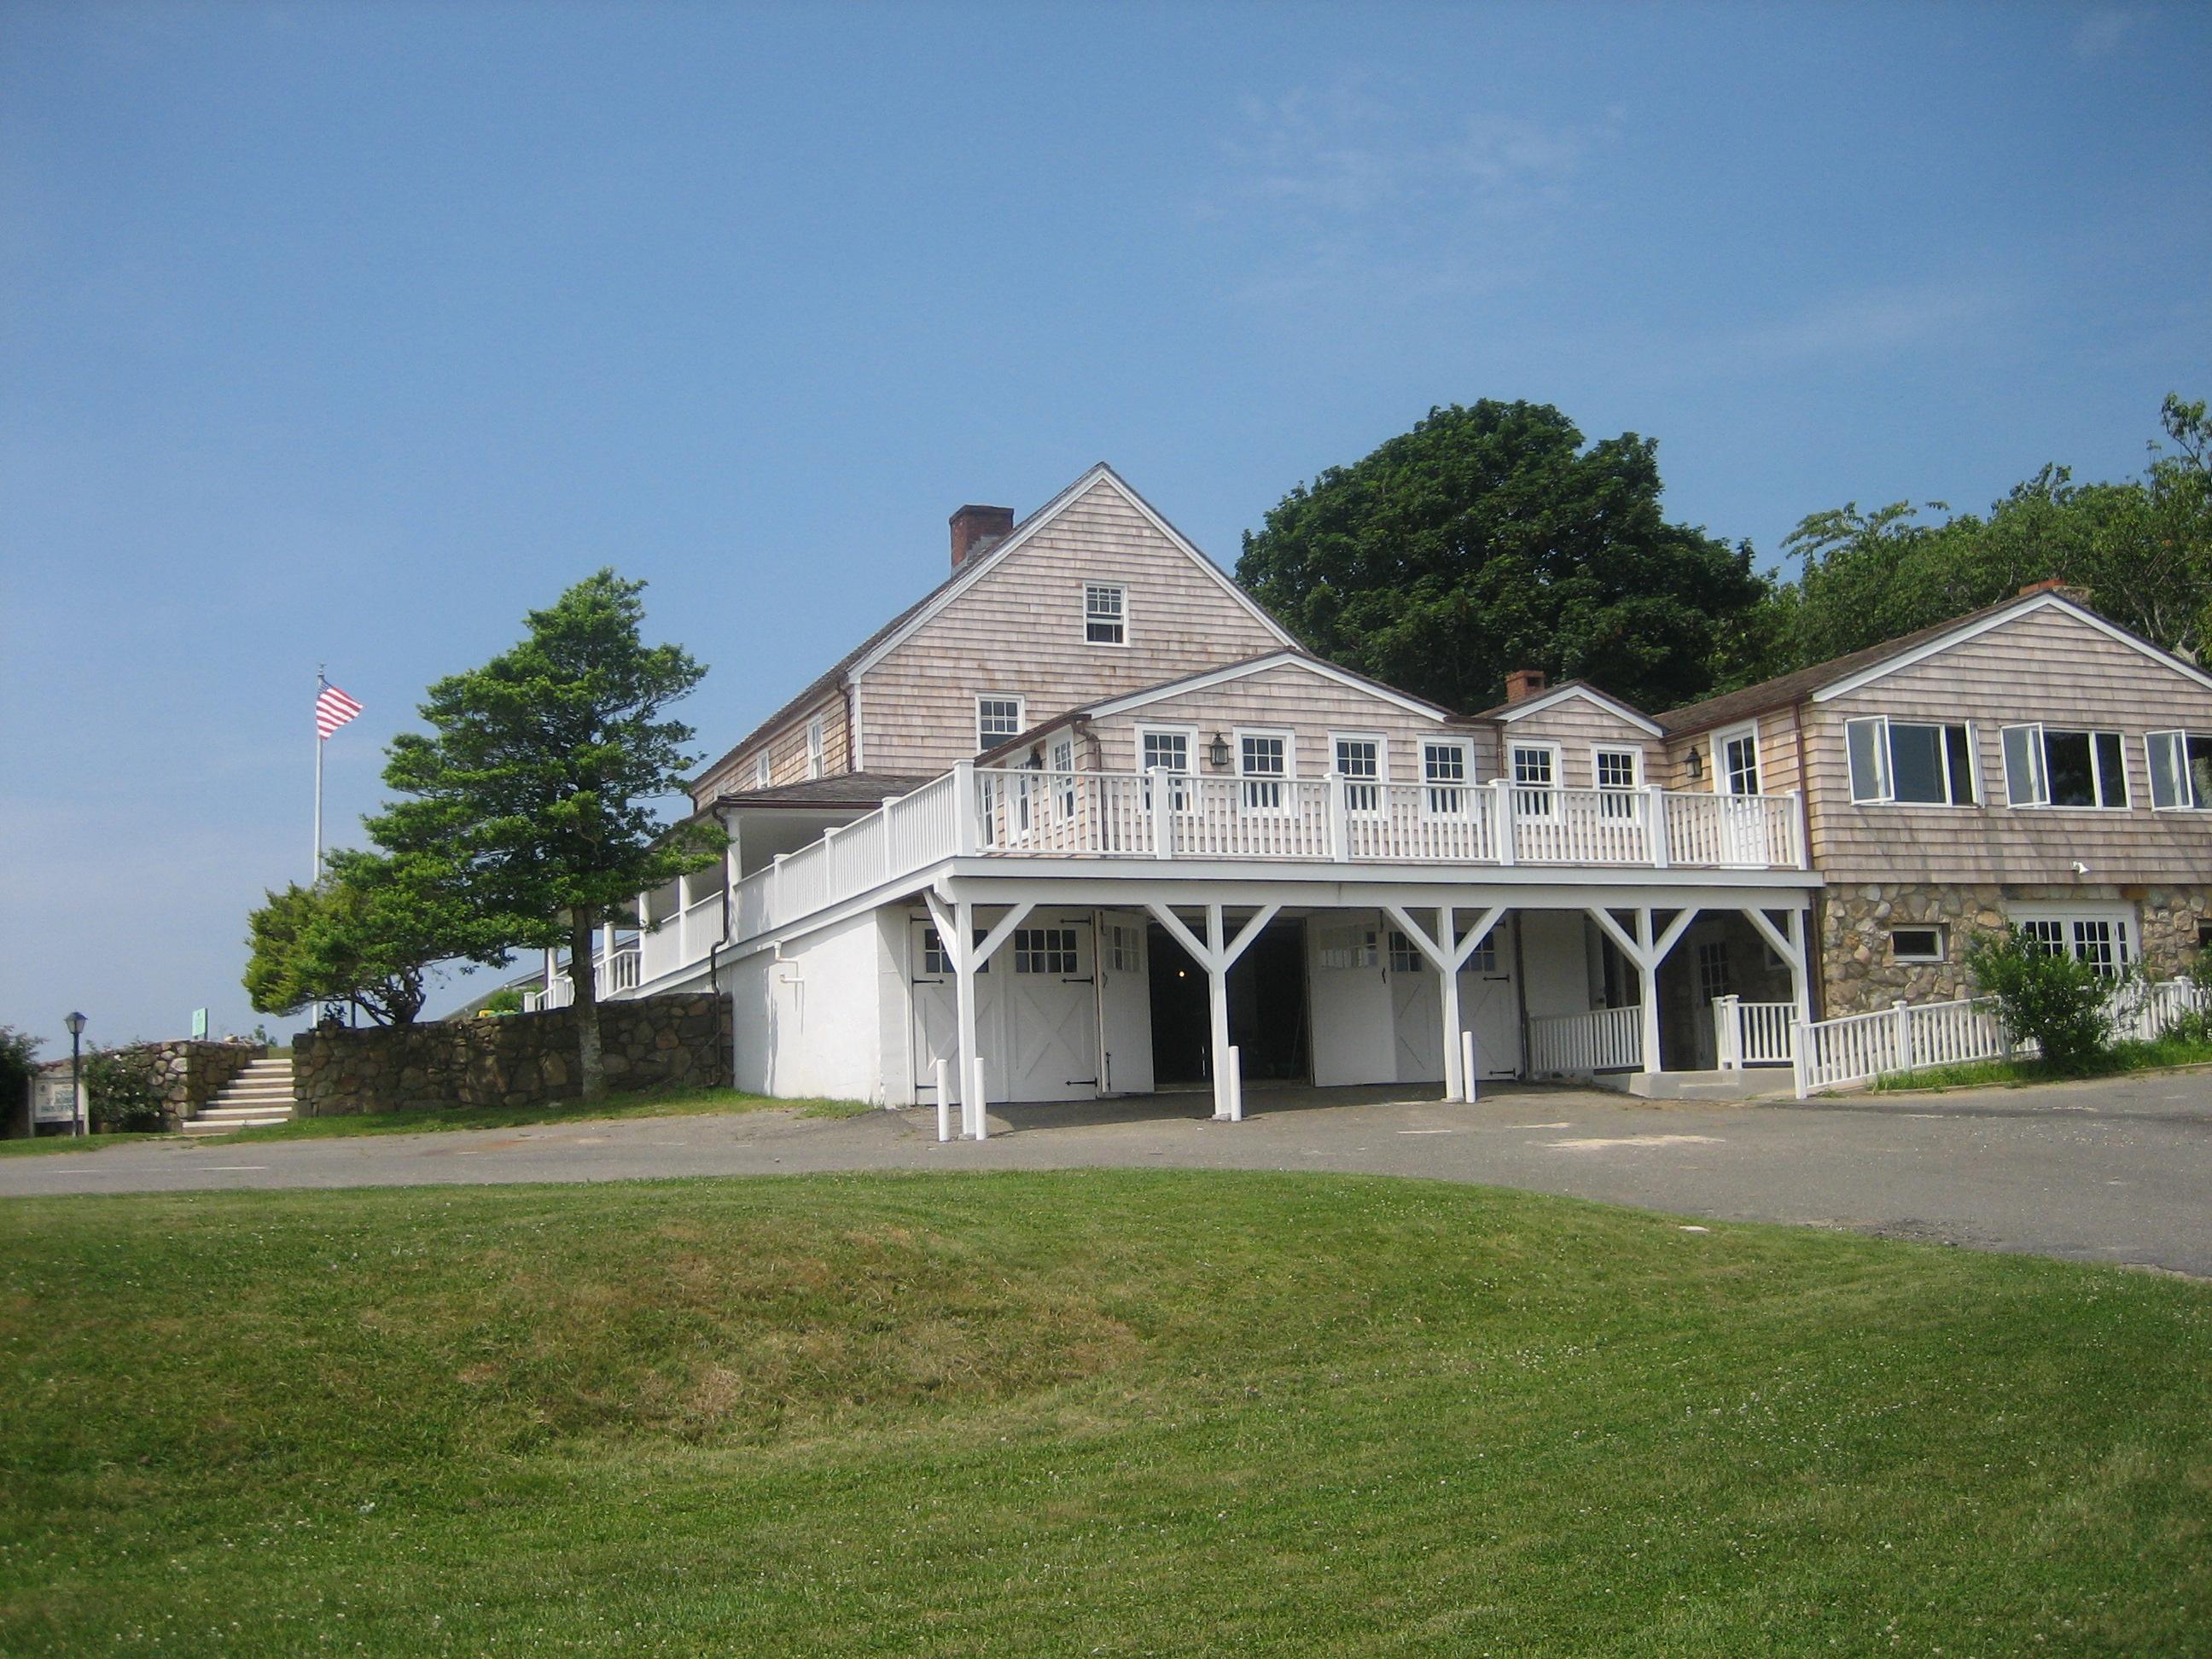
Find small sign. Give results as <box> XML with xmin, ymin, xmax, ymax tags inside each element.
<box><xmin>191</xmin><ymin>1008</ymin><xmax>209</xmax><ymax>1039</ymax></box>
<box><xmin>31</xmin><ymin>1075</ymin><xmax>81</xmax><ymax>1126</ymax></box>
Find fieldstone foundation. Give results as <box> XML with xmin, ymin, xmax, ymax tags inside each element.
<box><xmin>1819</xmin><ymin>882</ymin><xmax>2209</xmax><ymax>1016</ymax></box>
<box><xmin>293</xmin><ymin>995</ymin><xmax>731</xmax><ymax>1117</ymax></box>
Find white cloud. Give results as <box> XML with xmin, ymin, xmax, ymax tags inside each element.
<box><xmin>2072</xmin><ymin>8</ymin><xmax>2137</xmax><ymax>58</ymax></box>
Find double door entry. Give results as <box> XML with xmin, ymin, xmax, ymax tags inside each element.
<box><xmin>910</xmin><ymin>913</ymin><xmax>1101</xmax><ymax>1103</ymax></box>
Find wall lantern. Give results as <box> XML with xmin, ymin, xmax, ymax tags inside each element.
<box><xmin>1685</xmin><ymin>746</ymin><xmax>1703</xmax><ymax>783</ymax></box>
<box><xmin>1208</xmin><ymin>732</ymin><xmax>1232</xmax><ymax>771</ymax></box>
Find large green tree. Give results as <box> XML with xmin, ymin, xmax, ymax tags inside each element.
<box><xmin>366</xmin><ymin>571</ymin><xmax>724</xmax><ymax>1098</ymax></box>
<box><xmin>244</xmin><ymin>848</ymin><xmax>500</xmax><ymax>1027</ymax></box>
<box><xmin>1780</xmin><ymin>393</ymin><xmax>2211</xmax><ymax>668</ymax></box>
<box><xmin>1234</xmin><ymin>401</ymin><xmax>1767</xmax><ymax>713</ymax></box>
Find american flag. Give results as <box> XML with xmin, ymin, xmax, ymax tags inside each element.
<box><xmin>315</xmin><ymin>680</ymin><xmax>364</xmax><ymax>740</ymax></box>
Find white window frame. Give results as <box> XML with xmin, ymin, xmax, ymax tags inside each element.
<box><xmin>1421</xmin><ymin>739</ymin><xmax>1472</xmax><ymax>816</ymax></box>
<box><xmin>1134</xmin><ymin>724</ymin><xmax>1197</xmax><ymax>811</ymax></box>
<box><xmin>1714</xmin><ymin>721</ymin><xmax>1762</xmax><ymax>797</ymax></box>
<box><xmin>1329</xmin><ymin>731</ymin><xmax>1388</xmax><ymax>817</ymax></box>
<box><xmin>1083</xmin><ymin>582</ymin><xmax>1128</xmax><ymax>647</ymax></box>
<box><xmin>2000</xmin><ymin>724</ymin><xmax>2130</xmax><ymax>810</ymax></box>
<box><xmin>975</xmin><ymin>694</ymin><xmax>1027</xmax><ymax>753</ymax></box>
<box><xmin>1889</xmin><ymin>924</ymin><xmax>1947</xmax><ymax>963</ymax></box>
<box><xmin>1234</xmin><ymin>726</ymin><xmax>1295</xmax><ymax>815</ymax></box>
<box><xmin>1509</xmin><ymin>742</ymin><xmax>1562</xmax><ymax>818</ymax></box>
<box><xmin>1592</xmin><ymin>746</ymin><xmax>1641</xmax><ymax>819</ymax></box>
<box><xmin>2007</xmin><ymin>903</ymin><xmax>2136</xmax><ymax>976</ymax></box>
<box><xmin>806</xmin><ymin>716</ymin><xmax>825</xmax><ymax>780</ymax></box>
<box><xmin>753</xmin><ymin>751</ymin><xmax>771</xmax><ymax>789</ymax></box>
<box><xmin>2146</xmin><ymin>730</ymin><xmax>2212</xmax><ymax>811</ymax></box>
<box><xmin>1844</xmin><ymin>716</ymin><xmax>1979</xmax><ymax>806</ymax></box>
<box><xmin>1050</xmin><ymin>736</ymin><xmax>1077</xmax><ymax>817</ymax></box>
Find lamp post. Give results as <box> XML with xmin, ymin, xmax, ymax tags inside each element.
<box><xmin>63</xmin><ymin>1011</ymin><xmax>86</xmax><ymax>1138</ymax></box>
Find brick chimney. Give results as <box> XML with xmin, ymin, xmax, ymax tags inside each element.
<box><xmin>950</xmin><ymin>504</ymin><xmax>1016</xmax><ymax>571</ymax></box>
<box><xmin>1504</xmin><ymin>667</ymin><xmax>1548</xmax><ymax>704</ymax></box>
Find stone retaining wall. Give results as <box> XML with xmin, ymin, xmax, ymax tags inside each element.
<box><xmin>1819</xmin><ymin>882</ymin><xmax>2209</xmax><ymax>1016</ymax></box>
<box><xmin>293</xmin><ymin>996</ymin><xmax>731</xmax><ymax>1116</ymax></box>
<box><xmin>141</xmin><ymin>1040</ymin><xmax>265</xmax><ymax>1130</ymax></box>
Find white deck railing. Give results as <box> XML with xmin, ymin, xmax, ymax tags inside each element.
<box><xmin>1528</xmin><ymin>1004</ymin><xmax>1644</xmax><ymax>1074</ymax></box>
<box><xmin>523</xmin><ymin>945</ymin><xmax>642</xmax><ymax>1011</ymax></box>
<box><xmin>974</xmin><ymin>768</ymin><xmax>1804</xmax><ymax>870</ymax></box>
<box><xmin>546</xmin><ymin>762</ymin><xmax>1809</xmax><ymax>1003</ymax></box>
<box><xmin>1713</xmin><ymin>997</ymin><xmax>1797</xmax><ymax>1068</ymax></box>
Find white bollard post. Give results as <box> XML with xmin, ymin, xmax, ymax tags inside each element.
<box><xmin>1225</xmin><ymin>1045</ymin><xmax>1243</xmax><ymax>1122</ymax></box>
<box><xmin>969</xmin><ymin>1057</ymin><xmax>988</xmax><ymax>1141</ymax></box>
<box><xmin>934</xmin><ymin>1057</ymin><xmax>951</xmax><ymax>1144</ymax></box>
<box><xmin>1893</xmin><ymin>998</ymin><xmax>1913</xmax><ymax>1077</ymax></box>
<box><xmin>1459</xmin><ymin>1030</ymin><xmax>1478</xmax><ymax>1103</ymax></box>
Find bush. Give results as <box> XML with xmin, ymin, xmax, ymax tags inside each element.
<box><xmin>1</xmin><ymin>1027</ymin><xmax>42</xmax><ymax>1132</ymax></box>
<box><xmin>81</xmin><ymin>1046</ymin><xmax>167</xmax><ymax>1133</ymax></box>
<box><xmin>480</xmin><ymin>988</ymin><xmax>525</xmax><ymax>1016</ymax></box>
<box><xmin>2170</xmin><ymin>947</ymin><xmax>2212</xmax><ymax>1045</ymax></box>
<box><xmin>1964</xmin><ymin>928</ymin><xmax>2120</xmax><ymax>1074</ymax></box>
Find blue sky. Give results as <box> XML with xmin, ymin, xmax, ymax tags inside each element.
<box><xmin>4</xmin><ymin>3</ymin><xmax>2207</xmax><ymax>1051</ymax></box>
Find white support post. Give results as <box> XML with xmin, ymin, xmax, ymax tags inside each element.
<box><xmin>1714</xmin><ymin>994</ymin><xmax>1739</xmax><ymax>1070</ymax></box>
<box><xmin>1459</xmin><ymin>1029</ymin><xmax>1478</xmax><ymax>1103</ymax></box>
<box><xmin>1437</xmin><ymin>905</ymin><xmax>1464</xmax><ymax>1103</ymax></box>
<box><xmin>1326</xmin><ymin>772</ymin><xmax>1348</xmax><ymax>863</ymax></box>
<box><xmin>953</xmin><ymin>759</ymin><xmax>979</xmax><ymax>856</ymax></box>
<box><xmin>1894</xmin><ymin>999</ymin><xmax>1913</xmax><ymax>1076</ymax></box>
<box><xmin>1636</xmin><ymin>908</ymin><xmax>1662</xmax><ymax>1075</ymax></box>
<box><xmin>1206</xmin><ymin>905</ymin><xmax>1232</xmax><ymax>1121</ymax></box>
<box><xmin>952</xmin><ymin>898</ymin><xmax>980</xmax><ymax>1138</ymax></box>
<box><xmin>1492</xmin><ymin>777</ymin><xmax>1517</xmax><ymax>865</ymax></box>
<box><xmin>1645</xmin><ymin>783</ymin><xmax>1670</xmax><ymax>868</ymax></box>
<box><xmin>1791</xmin><ymin>1019</ymin><xmax>1810</xmax><ymax>1100</ymax></box>
<box><xmin>970</xmin><ymin>1057</ymin><xmax>989</xmax><ymax>1140</ymax></box>
<box><xmin>1790</xmin><ymin>789</ymin><xmax>1810</xmax><ymax>870</ymax></box>
<box><xmin>1150</xmin><ymin>766</ymin><xmax>1173</xmax><ymax>859</ymax></box>
<box><xmin>1225</xmin><ymin>1045</ymin><xmax>1243</xmax><ymax>1122</ymax></box>
<box><xmin>934</xmin><ymin>1057</ymin><xmax>951</xmax><ymax>1143</ymax></box>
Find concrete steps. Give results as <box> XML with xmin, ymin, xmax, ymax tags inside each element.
<box><xmin>1593</xmin><ymin>1068</ymin><xmax>1792</xmax><ymax>1102</ymax></box>
<box><xmin>183</xmin><ymin>1057</ymin><xmax>297</xmax><ymax>1134</ymax></box>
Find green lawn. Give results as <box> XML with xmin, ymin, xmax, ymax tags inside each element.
<box><xmin>2</xmin><ymin>1173</ymin><xmax>2204</xmax><ymax>1655</ymax></box>
<box><xmin>0</xmin><ymin>1132</ymin><xmax>170</xmax><ymax>1158</ymax></box>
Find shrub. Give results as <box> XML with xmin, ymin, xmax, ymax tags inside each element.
<box><xmin>1</xmin><ymin>1026</ymin><xmax>42</xmax><ymax>1127</ymax></box>
<box><xmin>480</xmin><ymin>988</ymin><xmax>525</xmax><ymax>1016</ymax></box>
<box><xmin>81</xmin><ymin>1046</ymin><xmax>167</xmax><ymax>1133</ymax></box>
<box><xmin>2171</xmin><ymin>947</ymin><xmax>2212</xmax><ymax>1045</ymax></box>
<box><xmin>1964</xmin><ymin>928</ymin><xmax>2120</xmax><ymax>1074</ymax></box>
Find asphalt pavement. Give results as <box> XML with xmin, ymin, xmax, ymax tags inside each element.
<box><xmin>5</xmin><ymin>1074</ymin><xmax>2208</xmax><ymax>1276</ymax></box>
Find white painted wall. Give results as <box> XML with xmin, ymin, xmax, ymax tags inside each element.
<box><xmin>1518</xmin><ymin>911</ymin><xmax>1595</xmax><ymax>1019</ymax></box>
<box><xmin>728</xmin><ymin>908</ymin><xmax>887</xmax><ymax>1103</ymax></box>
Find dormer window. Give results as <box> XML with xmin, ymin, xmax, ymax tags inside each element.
<box><xmin>1084</xmin><ymin>584</ymin><xmax>1126</xmax><ymax>645</ymax></box>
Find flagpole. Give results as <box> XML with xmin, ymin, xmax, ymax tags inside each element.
<box><xmin>313</xmin><ymin>669</ymin><xmax>324</xmax><ymax>883</ymax></box>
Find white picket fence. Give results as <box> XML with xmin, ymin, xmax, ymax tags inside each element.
<box><xmin>1712</xmin><ymin>997</ymin><xmax>1796</xmax><ymax>1069</ymax></box>
<box><xmin>1791</xmin><ymin>977</ymin><xmax>2206</xmax><ymax>1097</ymax></box>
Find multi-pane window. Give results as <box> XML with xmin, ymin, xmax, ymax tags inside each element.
<box><xmin>1423</xmin><ymin>742</ymin><xmax>1468</xmax><ymax>812</ymax></box>
<box><xmin>976</xmin><ymin>696</ymin><xmax>1025</xmax><ymax>750</ymax></box>
<box><xmin>1106</xmin><ymin>923</ymin><xmax>1141</xmax><ymax>974</ymax></box>
<box><xmin>1846</xmin><ymin>718</ymin><xmax>1977</xmax><ymax>806</ymax></box>
<box><xmin>1720</xmin><ymin>726</ymin><xmax>1761</xmax><ymax>795</ymax></box>
<box><xmin>1318</xmin><ymin>926</ymin><xmax>1380</xmax><ymax>969</ymax></box>
<box><xmin>2147</xmin><ymin>731</ymin><xmax>2212</xmax><ymax>809</ymax></box>
<box><xmin>920</xmin><ymin>928</ymin><xmax>988</xmax><ymax>975</ymax></box>
<box><xmin>1511</xmin><ymin>744</ymin><xmax>1557</xmax><ymax>818</ymax></box>
<box><xmin>2001</xmin><ymin>725</ymin><xmax>2128</xmax><ymax>808</ymax></box>
<box><xmin>1464</xmin><ymin>936</ymin><xmax>1499</xmax><ymax>974</ymax></box>
<box><xmin>1696</xmin><ymin>940</ymin><xmax>1732</xmax><ymax>1004</ymax></box>
<box><xmin>1051</xmin><ymin>737</ymin><xmax>1076</xmax><ymax>814</ymax></box>
<box><xmin>1084</xmin><ymin>584</ymin><xmax>1126</xmax><ymax>645</ymax></box>
<box><xmin>806</xmin><ymin>717</ymin><xmax>825</xmax><ymax>779</ymax></box>
<box><xmin>1138</xmin><ymin>728</ymin><xmax>1190</xmax><ymax>810</ymax></box>
<box><xmin>1334</xmin><ymin>737</ymin><xmax>1381</xmax><ymax>812</ymax></box>
<box><xmin>753</xmin><ymin>752</ymin><xmax>771</xmax><ymax>789</ymax></box>
<box><xmin>1012</xmin><ymin>928</ymin><xmax>1079</xmax><ymax>975</ymax></box>
<box><xmin>1595</xmin><ymin>748</ymin><xmax>1639</xmax><ymax>818</ymax></box>
<box><xmin>1239</xmin><ymin>733</ymin><xmax>1288</xmax><ymax>811</ymax></box>
<box><xmin>1388</xmin><ymin>930</ymin><xmax>1425</xmax><ymax>974</ymax></box>
<box><xmin>2016</xmin><ymin>911</ymin><xmax>2134</xmax><ymax>976</ymax></box>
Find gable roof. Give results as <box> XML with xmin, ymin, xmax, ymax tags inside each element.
<box><xmin>974</xmin><ymin>649</ymin><xmax>1455</xmax><ymax>765</ymax></box>
<box><xmin>1458</xmin><ymin>678</ymin><xmax>1664</xmax><ymax>736</ymax></box>
<box><xmin>689</xmin><ymin>463</ymin><xmax>1295</xmax><ymax>791</ymax></box>
<box><xmin>1654</xmin><ymin>589</ymin><xmax>2212</xmax><ymax>738</ymax></box>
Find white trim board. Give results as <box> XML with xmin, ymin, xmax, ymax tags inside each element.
<box><xmin>847</xmin><ymin>464</ymin><xmax>1296</xmax><ymax>681</ymax></box>
<box><xmin>1079</xmin><ymin>650</ymin><xmax>1455</xmax><ymax>725</ymax></box>
<box><xmin>1489</xmin><ymin>682</ymin><xmax>1663</xmax><ymax>736</ymax></box>
<box><xmin>1811</xmin><ymin>591</ymin><xmax>2212</xmax><ymax>703</ymax></box>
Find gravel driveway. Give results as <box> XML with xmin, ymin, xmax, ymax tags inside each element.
<box><xmin>6</xmin><ymin>1074</ymin><xmax>2209</xmax><ymax>1276</ymax></box>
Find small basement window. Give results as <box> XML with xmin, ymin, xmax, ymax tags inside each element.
<box><xmin>1891</xmin><ymin>926</ymin><xmax>1947</xmax><ymax>963</ymax></box>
